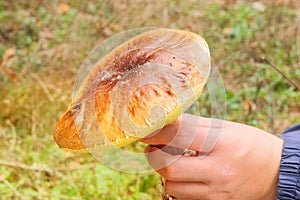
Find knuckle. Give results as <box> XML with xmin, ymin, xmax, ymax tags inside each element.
<box><xmin>161</xmin><ymin>165</ymin><xmax>176</xmax><ymax>180</ymax></box>
<box><xmin>164</xmin><ymin>181</ymin><xmax>173</xmax><ymax>194</ymax></box>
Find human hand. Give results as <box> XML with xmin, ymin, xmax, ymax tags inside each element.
<box><xmin>140</xmin><ymin>114</ymin><xmax>283</xmax><ymax>200</ymax></box>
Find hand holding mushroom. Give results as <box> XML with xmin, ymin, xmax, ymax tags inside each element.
<box><xmin>141</xmin><ymin>114</ymin><xmax>283</xmax><ymax>200</ymax></box>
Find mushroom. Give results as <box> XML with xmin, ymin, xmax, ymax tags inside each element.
<box><xmin>54</xmin><ymin>28</ymin><xmax>211</xmax><ymax>151</ymax></box>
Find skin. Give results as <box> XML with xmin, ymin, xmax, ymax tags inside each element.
<box><xmin>140</xmin><ymin>113</ymin><xmax>284</xmax><ymax>200</ymax></box>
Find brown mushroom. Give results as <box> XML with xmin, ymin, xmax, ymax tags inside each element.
<box><xmin>54</xmin><ymin>28</ymin><xmax>211</xmax><ymax>151</ymax></box>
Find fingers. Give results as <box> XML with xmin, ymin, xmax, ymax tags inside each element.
<box><xmin>145</xmin><ymin>145</ymin><xmax>181</xmax><ymax>171</ymax></box>
<box><xmin>141</xmin><ymin>113</ymin><xmax>225</xmax><ymax>151</ymax></box>
<box><xmin>164</xmin><ymin>180</ymin><xmax>210</xmax><ymax>200</ymax></box>
<box><xmin>145</xmin><ymin>146</ymin><xmax>214</xmax><ymax>182</ymax></box>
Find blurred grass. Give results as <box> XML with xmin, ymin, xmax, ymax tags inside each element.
<box><xmin>0</xmin><ymin>0</ymin><xmax>300</xmax><ymax>199</ymax></box>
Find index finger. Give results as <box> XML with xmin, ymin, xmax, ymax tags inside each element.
<box><xmin>140</xmin><ymin>113</ymin><xmax>225</xmax><ymax>152</ymax></box>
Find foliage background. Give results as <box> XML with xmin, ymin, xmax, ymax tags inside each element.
<box><xmin>0</xmin><ymin>0</ymin><xmax>300</xmax><ymax>199</ymax></box>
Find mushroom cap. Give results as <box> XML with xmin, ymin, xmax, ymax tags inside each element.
<box><xmin>54</xmin><ymin>28</ymin><xmax>211</xmax><ymax>151</ymax></box>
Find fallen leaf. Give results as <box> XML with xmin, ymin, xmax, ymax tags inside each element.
<box><xmin>250</xmin><ymin>41</ymin><xmax>259</xmax><ymax>48</ymax></box>
<box><xmin>222</xmin><ymin>27</ymin><xmax>232</xmax><ymax>36</ymax></box>
<box><xmin>3</xmin><ymin>99</ymin><xmax>10</xmax><ymax>104</ymax></box>
<box><xmin>37</xmin><ymin>20</ymin><xmax>43</xmax><ymax>27</ymax></box>
<box><xmin>244</xmin><ymin>99</ymin><xmax>252</xmax><ymax>113</ymax></box>
<box><xmin>103</xmin><ymin>27</ymin><xmax>113</xmax><ymax>36</ymax></box>
<box><xmin>1</xmin><ymin>48</ymin><xmax>16</xmax><ymax>69</ymax></box>
<box><xmin>244</xmin><ymin>99</ymin><xmax>257</xmax><ymax>113</ymax></box>
<box><xmin>2</xmin><ymin>48</ymin><xmax>16</xmax><ymax>60</ymax></box>
<box><xmin>192</xmin><ymin>10</ymin><xmax>204</xmax><ymax>18</ymax></box>
<box><xmin>39</xmin><ymin>29</ymin><xmax>55</xmax><ymax>40</ymax></box>
<box><xmin>101</xmin><ymin>18</ymin><xmax>109</xmax><ymax>27</ymax></box>
<box><xmin>252</xmin><ymin>2</ymin><xmax>266</xmax><ymax>12</ymax></box>
<box><xmin>57</xmin><ymin>4</ymin><xmax>70</xmax><ymax>15</ymax></box>
<box><xmin>9</xmin><ymin>71</ymin><xmax>18</xmax><ymax>81</ymax></box>
<box><xmin>3</xmin><ymin>67</ymin><xmax>18</xmax><ymax>81</ymax></box>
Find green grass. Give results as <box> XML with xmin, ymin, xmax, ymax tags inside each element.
<box><xmin>1</xmin><ymin>0</ymin><xmax>300</xmax><ymax>199</ymax></box>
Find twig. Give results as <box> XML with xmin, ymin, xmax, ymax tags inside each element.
<box><xmin>0</xmin><ymin>160</ymin><xmax>63</xmax><ymax>177</ymax></box>
<box><xmin>0</xmin><ymin>159</ymin><xmax>95</xmax><ymax>173</ymax></box>
<box><xmin>55</xmin><ymin>163</ymin><xmax>96</xmax><ymax>171</ymax></box>
<box><xmin>260</xmin><ymin>58</ymin><xmax>300</xmax><ymax>91</ymax></box>
<box><xmin>0</xmin><ymin>176</ymin><xmax>22</xmax><ymax>198</ymax></box>
<box><xmin>31</xmin><ymin>74</ymin><xmax>55</xmax><ymax>102</ymax></box>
